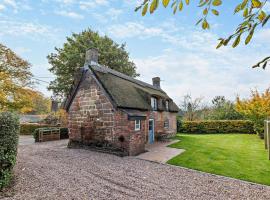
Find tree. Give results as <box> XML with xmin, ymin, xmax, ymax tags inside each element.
<box><xmin>0</xmin><ymin>43</ymin><xmax>33</xmax><ymax>111</ymax></box>
<box><xmin>135</xmin><ymin>0</ymin><xmax>270</xmax><ymax>68</ymax></box>
<box><xmin>20</xmin><ymin>91</ymin><xmax>51</xmax><ymax>114</ymax></box>
<box><xmin>207</xmin><ymin>96</ymin><xmax>243</xmax><ymax>120</ymax></box>
<box><xmin>236</xmin><ymin>89</ymin><xmax>270</xmax><ymax>138</ymax></box>
<box><xmin>180</xmin><ymin>94</ymin><xmax>204</xmax><ymax>121</ymax></box>
<box><xmin>48</xmin><ymin>29</ymin><xmax>139</xmax><ymax>98</ymax></box>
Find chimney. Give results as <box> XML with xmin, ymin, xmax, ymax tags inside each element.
<box><xmin>85</xmin><ymin>48</ymin><xmax>99</xmax><ymax>66</ymax></box>
<box><xmin>152</xmin><ymin>77</ymin><xmax>160</xmax><ymax>88</ymax></box>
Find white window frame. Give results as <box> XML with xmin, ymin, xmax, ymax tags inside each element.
<box><xmin>151</xmin><ymin>97</ymin><xmax>157</xmax><ymax>110</ymax></box>
<box><xmin>164</xmin><ymin>120</ymin><xmax>169</xmax><ymax>129</ymax></box>
<box><xmin>165</xmin><ymin>100</ymin><xmax>169</xmax><ymax>111</ymax></box>
<box><xmin>135</xmin><ymin>119</ymin><xmax>141</xmax><ymax>131</ymax></box>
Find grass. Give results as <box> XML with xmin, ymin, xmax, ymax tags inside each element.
<box><xmin>167</xmin><ymin>134</ymin><xmax>270</xmax><ymax>186</ymax></box>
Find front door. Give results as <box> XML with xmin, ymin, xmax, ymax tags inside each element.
<box><xmin>148</xmin><ymin>119</ymin><xmax>154</xmax><ymax>144</ymax></box>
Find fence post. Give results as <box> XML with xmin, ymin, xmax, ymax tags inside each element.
<box><xmin>267</xmin><ymin>121</ymin><xmax>270</xmax><ymax>160</ymax></box>
<box><xmin>264</xmin><ymin>120</ymin><xmax>268</xmax><ymax>149</ymax></box>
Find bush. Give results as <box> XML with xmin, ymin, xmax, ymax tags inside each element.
<box><xmin>20</xmin><ymin>123</ymin><xmax>48</xmax><ymax>135</ymax></box>
<box><xmin>0</xmin><ymin>112</ymin><xmax>19</xmax><ymax>189</ymax></box>
<box><xmin>178</xmin><ymin>120</ymin><xmax>255</xmax><ymax>134</ymax></box>
<box><xmin>33</xmin><ymin>127</ymin><xmax>69</xmax><ymax>142</ymax></box>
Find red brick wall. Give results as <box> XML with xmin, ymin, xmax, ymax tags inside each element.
<box><xmin>114</xmin><ymin>111</ymin><xmax>147</xmax><ymax>156</ymax></box>
<box><xmin>68</xmin><ymin>75</ymin><xmax>114</xmax><ymax>145</ymax></box>
<box><xmin>149</xmin><ymin>111</ymin><xmax>177</xmax><ymax>139</ymax></box>
<box><xmin>68</xmin><ymin>74</ymin><xmax>147</xmax><ymax>156</ymax></box>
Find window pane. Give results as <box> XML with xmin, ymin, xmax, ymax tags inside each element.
<box><xmin>135</xmin><ymin>120</ymin><xmax>140</xmax><ymax>130</ymax></box>
<box><xmin>151</xmin><ymin>97</ymin><xmax>157</xmax><ymax>110</ymax></box>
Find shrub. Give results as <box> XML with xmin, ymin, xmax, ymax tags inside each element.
<box><xmin>20</xmin><ymin>123</ymin><xmax>48</xmax><ymax>135</ymax></box>
<box><xmin>0</xmin><ymin>112</ymin><xmax>19</xmax><ymax>189</ymax></box>
<box><xmin>178</xmin><ymin>120</ymin><xmax>255</xmax><ymax>134</ymax></box>
<box><xmin>33</xmin><ymin>127</ymin><xmax>69</xmax><ymax>142</ymax></box>
<box><xmin>236</xmin><ymin>89</ymin><xmax>270</xmax><ymax>138</ymax></box>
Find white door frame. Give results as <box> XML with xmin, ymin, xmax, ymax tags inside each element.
<box><xmin>149</xmin><ymin>119</ymin><xmax>155</xmax><ymax>144</ymax></box>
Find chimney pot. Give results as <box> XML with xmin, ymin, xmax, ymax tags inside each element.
<box><xmin>152</xmin><ymin>77</ymin><xmax>160</xmax><ymax>88</ymax></box>
<box><xmin>85</xmin><ymin>48</ymin><xmax>99</xmax><ymax>65</ymax></box>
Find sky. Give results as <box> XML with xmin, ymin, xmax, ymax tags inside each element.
<box><xmin>1</xmin><ymin>0</ymin><xmax>270</xmax><ymax>105</ymax></box>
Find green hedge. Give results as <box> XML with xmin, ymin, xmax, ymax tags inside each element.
<box><xmin>33</xmin><ymin>127</ymin><xmax>69</xmax><ymax>142</ymax></box>
<box><xmin>0</xmin><ymin>112</ymin><xmax>19</xmax><ymax>189</ymax></box>
<box><xmin>20</xmin><ymin>123</ymin><xmax>51</xmax><ymax>135</ymax></box>
<box><xmin>178</xmin><ymin>120</ymin><xmax>255</xmax><ymax>134</ymax></box>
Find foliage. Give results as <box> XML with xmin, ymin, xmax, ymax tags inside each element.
<box><xmin>206</xmin><ymin>96</ymin><xmax>244</xmax><ymax>120</ymax></box>
<box><xmin>236</xmin><ymin>88</ymin><xmax>270</xmax><ymax>138</ymax></box>
<box><xmin>42</xmin><ymin>109</ymin><xmax>68</xmax><ymax>126</ymax></box>
<box><xmin>0</xmin><ymin>112</ymin><xmax>19</xmax><ymax>189</ymax></box>
<box><xmin>178</xmin><ymin>120</ymin><xmax>255</xmax><ymax>133</ymax></box>
<box><xmin>180</xmin><ymin>94</ymin><xmax>204</xmax><ymax>121</ymax></box>
<box><xmin>56</xmin><ymin>109</ymin><xmax>68</xmax><ymax>127</ymax></box>
<box><xmin>0</xmin><ymin>43</ymin><xmax>33</xmax><ymax>111</ymax></box>
<box><xmin>20</xmin><ymin>123</ymin><xmax>49</xmax><ymax>135</ymax></box>
<box><xmin>43</xmin><ymin>113</ymin><xmax>59</xmax><ymax>125</ymax></box>
<box><xmin>135</xmin><ymin>0</ymin><xmax>270</xmax><ymax>68</ymax></box>
<box><xmin>20</xmin><ymin>91</ymin><xmax>51</xmax><ymax>114</ymax></box>
<box><xmin>168</xmin><ymin>134</ymin><xmax>270</xmax><ymax>186</ymax></box>
<box><xmin>33</xmin><ymin>127</ymin><xmax>68</xmax><ymax>142</ymax></box>
<box><xmin>48</xmin><ymin>29</ymin><xmax>139</xmax><ymax>98</ymax></box>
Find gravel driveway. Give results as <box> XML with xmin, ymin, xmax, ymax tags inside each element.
<box><xmin>1</xmin><ymin>140</ymin><xmax>270</xmax><ymax>200</ymax></box>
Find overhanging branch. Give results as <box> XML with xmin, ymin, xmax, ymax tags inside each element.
<box><xmin>252</xmin><ymin>56</ymin><xmax>270</xmax><ymax>69</ymax></box>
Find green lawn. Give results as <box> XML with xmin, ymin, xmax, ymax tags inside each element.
<box><xmin>168</xmin><ymin>134</ymin><xmax>270</xmax><ymax>186</ymax></box>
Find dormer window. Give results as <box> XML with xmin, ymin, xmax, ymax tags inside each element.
<box><xmin>151</xmin><ymin>97</ymin><xmax>157</xmax><ymax>110</ymax></box>
<box><xmin>165</xmin><ymin>100</ymin><xmax>169</xmax><ymax>111</ymax></box>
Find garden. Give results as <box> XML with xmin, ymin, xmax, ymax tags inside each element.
<box><xmin>167</xmin><ymin>92</ymin><xmax>270</xmax><ymax>186</ymax></box>
<box><xmin>168</xmin><ymin>134</ymin><xmax>270</xmax><ymax>185</ymax></box>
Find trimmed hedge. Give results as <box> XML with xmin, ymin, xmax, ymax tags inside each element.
<box><xmin>0</xmin><ymin>112</ymin><xmax>19</xmax><ymax>189</ymax></box>
<box><xmin>20</xmin><ymin>123</ymin><xmax>51</xmax><ymax>135</ymax></box>
<box><xmin>33</xmin><ymin>127</ymin><xmax>69</xmax><ymax>142</ymax></box>
<box><xmin>178</xmin><ymin>120</ymin><xmax>255</xmax><ymax>134</ymax></box>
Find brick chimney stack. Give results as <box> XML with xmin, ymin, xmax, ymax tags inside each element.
<box><xmin>152</xmin><ymin>77</ymin><xmax>160</xmax><ymax>88</ymax></box>
<box><xmin>85</xmin><ymin>48</ymin><xmax>99</xmax><ymax>66</ymax></box>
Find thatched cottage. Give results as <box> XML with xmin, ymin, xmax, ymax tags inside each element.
<box><xmin>64</xmin><ymin>49</ymin><xmax>179</xmax><ymax>156</ymax></box>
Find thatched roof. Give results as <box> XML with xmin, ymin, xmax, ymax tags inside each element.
<box><xmin>91</xmin><ymin>65</ymin><xmax>179</xmax><ymax>112</ymax></box>
<box><xmin>63</xmin><ymin>63</ymin><xmax>179</xmax><ymax>112</ymax></box>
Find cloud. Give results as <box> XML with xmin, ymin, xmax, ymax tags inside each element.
<box><xmin>108</xmin><ymin>22</ymin><xmax>164</xmax><ymax>38</ymax></box>
<box><xmin>0</xmin><ymin>19</ymin><xmax>59</xmax><ymax>41</ymax></box>
<box><xmin>106</xmin><ymin>8</ymin><xmax>123</xmax><ymax>20</ymax></box>
<box><xmin>134</xmin><ymin>48</ymin><xmax>270</xmax><ymax>104</ymax></box>
<box><xmin>264</xmin><ymin>2</ymin><xmax>270</xmax><ymax>12</ymax></box>
<box><xmin>3</xmin><ymin>0</ymin><xmax>16</xmax><ymax>8</ymax></box>
<box><xmin>0</xmin><ymin>4</ymin><xmax>5</xmax><ymax>11</ymax></box>
<box><xmin>79</xmin><ymin>0</ymin><xmax>109</xmax><ymax>10</ymax></box>
<box><xmin>55</xmin><ymin>10</ymin><xmax>84</xmax><ymax>19</ymax></box>
<box><xmin>1</xmin><ymin>0</ymin><xmax>31</xmax><ymax>13</ymax></box>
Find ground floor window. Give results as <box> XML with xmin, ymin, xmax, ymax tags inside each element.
<box><xmin>135</xmin><ymin>119</ymin><xmax>141</xmax><ymax>131</ymax></box>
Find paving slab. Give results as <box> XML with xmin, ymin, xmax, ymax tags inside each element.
<box><xmin>136</xmin><ymin>140</ymin><xmax>184</xmax><ymax>163</ymax></box>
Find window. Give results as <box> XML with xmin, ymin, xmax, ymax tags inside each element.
<box><xmin>164</xmin><ymin>120</ymin><xmax>169</xmax><ymax>129</ymax></box>
<box><xmin>135</xmin><ymin>120</ymin><xmax>141</xmax><ymax>131</ymax></box>
<box><xmin>151</xmin><ymin>97</ymin><xmax>157</xmax><ymax>110</ymax></box>
<box><xmin>165</xmin><ymin>100</ymin><xmax>169</xmax><ymax>111</ymax></box>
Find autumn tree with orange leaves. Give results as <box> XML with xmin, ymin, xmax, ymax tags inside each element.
<box><xmin>0</xmin><ymin>43</ymin><xmax>34</xmax><ymax>112</ymax></box>
<box><xmin>236</xmin><ymin>89</ymin><xmax>270</xmax><ymax>138</ymax></box>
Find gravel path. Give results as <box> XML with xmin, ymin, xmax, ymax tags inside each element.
<box><xmin>1</xmin><ymin>140</ymin><xmax>270</xmax><ymax>200</ymax></box>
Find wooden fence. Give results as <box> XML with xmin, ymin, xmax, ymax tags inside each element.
<box><xmin>37</xmin><ymin>128</ymin><xmax>60</xmax><ymax>142</ymax></box>
<box><xmin>264</xmin><ymin>120</ymin><xmax>270</xmax><ymax>160</ymax></box>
